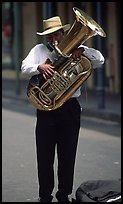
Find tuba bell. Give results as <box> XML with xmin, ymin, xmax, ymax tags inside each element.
<box><xmin>27</xmin><ymin>7</ymin><xmax>106</xmax><ymax>111</ymax></box>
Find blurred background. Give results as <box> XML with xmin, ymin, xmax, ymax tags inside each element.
<box><xmin>2</xmin><ymin>2</ymin><xmax>121</xmax><ymax>108</ymax></box>
<box><xmin>2</xmin><ymin>2</ymin><xmax>121</xmax><ymax>202</ymax></box>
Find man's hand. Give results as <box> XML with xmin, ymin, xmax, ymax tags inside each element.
<box><xmin>71</xmin><ymin>47</ymin><xmax>84</xmax><ymax>60</ymax></box>
<box><xmin>37</xmin><ymin>63</ymin><xmax>55</xmax><ymax>80</ymax></box>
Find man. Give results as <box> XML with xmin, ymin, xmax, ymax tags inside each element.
<box><xmin>21</xmin><ymin>16</ymin><xmax>104</xmax><ymax>202</ymax></box>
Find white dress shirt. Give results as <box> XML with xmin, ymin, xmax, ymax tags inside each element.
<box><xmin>21</xmin><ymin>43</ymin><xmax>104</xmax><ymax>98</ymax></box>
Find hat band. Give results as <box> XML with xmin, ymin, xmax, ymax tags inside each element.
<box><xmin>44</xmin><ymin>24</ymin><xmax>62</xmax><ymax>31</ymax></box>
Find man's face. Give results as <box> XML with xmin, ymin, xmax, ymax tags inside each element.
<box><xmin>47</xmin><ymin>30</ymin><xmax>64</xmax><ymax>46</ymax></box>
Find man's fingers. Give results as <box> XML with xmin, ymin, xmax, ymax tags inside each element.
<box><xmin>43</xmin><ymin>73</ymin><xmax>47</xmax><ymax>80</ymax></box>
<box><xmin>49</xmin><ymin>65</ymin><xmax>54</xmax><ymax>69</ymax></box>
<box><xmin>43</xmin><ymin>70</ymin><xmax>54</xmax><ymax>80</ymax></box>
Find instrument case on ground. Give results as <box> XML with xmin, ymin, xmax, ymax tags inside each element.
<box><xmin>73</xmin><ymin>179</ymin><xmax>121</xmax><ymax>202</ymax></box>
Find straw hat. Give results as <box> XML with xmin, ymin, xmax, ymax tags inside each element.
<box><xmin>37</xmin><ymin>16</ymin><xmax>70</xmax><ymax>35</ymax></box>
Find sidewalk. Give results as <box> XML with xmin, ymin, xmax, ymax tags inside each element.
<box><xmin>2</xmin><ymin>69</ymin><xmax>121</xmax><ymax>124</ymax></box>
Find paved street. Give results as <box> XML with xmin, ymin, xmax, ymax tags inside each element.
<box><xmin>2</xmin><ymin>97</ymin><xmax>121</xmax><ymax>202</ymax></box>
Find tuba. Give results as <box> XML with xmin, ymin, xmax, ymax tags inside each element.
<box><xmin>27</xmin><ymin>7</ymin><xmax>106</xmax><ymax>111</ymax></box>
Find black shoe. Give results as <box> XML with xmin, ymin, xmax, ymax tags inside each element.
<box><xmin>72</xmin><ymin>198</ymin><xmax>77</xmax><ymax>202</ymax></box>
<box><xmin>56</xmin><ymin>198</ymin><xmax>71</xmax><ymax>202</ymax></box>
<box><xmin>57</xmin><ymin>199</ymin><xmax>71</xmax><ymax>202</ymax></box>
<box><xmin>38</xmin><ymin>195</ymin><xmax>53</xmax><ymax>202</ymax></box>
<box><xmin>56</xmin><ymin>191</ymin><xmax>71</xmax><ymax>202</ymax></box>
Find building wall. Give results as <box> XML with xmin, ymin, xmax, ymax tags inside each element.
<box><xmin>106</xmin><ymin>2</ymin><xmax>119</xmax><ymax>93</ymax></box>
<box><xmin>22</xmin><ymin>2</ymin><xmax>37</xmax><ymax>58</ymax></box>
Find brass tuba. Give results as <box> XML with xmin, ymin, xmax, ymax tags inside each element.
<box><xmin>27</xmin><ymin>7</ymin><xmax>106</xmax><ymax>111</ymax></box>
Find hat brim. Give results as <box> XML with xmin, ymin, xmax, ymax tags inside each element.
<box><xmin>36</xmin><ymin>24</ymin><xmax>70</xmax><ymax>36</ymax></box>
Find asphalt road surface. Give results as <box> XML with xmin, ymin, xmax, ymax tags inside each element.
<box><xmin>2</xmin><ymin>97</ymin><xmax>121</xmax><ymax>202</ymax></box>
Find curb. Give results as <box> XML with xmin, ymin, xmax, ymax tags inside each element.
<box><xmin>82</xmin><ymin>108</ymin><xmax>121</xmax><ymax>124</ymax></box>
<box><xmin>2</xmin><ymin>91</ymin><xmax>121</xmax><ymax>124</ymax></box>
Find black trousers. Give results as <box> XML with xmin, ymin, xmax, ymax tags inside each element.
<box><xmin>35</xmin><ymin>98</ymin><xmax>81</xmax><ymax>199</ymax></box>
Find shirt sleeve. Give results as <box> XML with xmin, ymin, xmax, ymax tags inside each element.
<box><xmin>79</xmin><ymin>45</ymin><xmax>105</xmax><ymax>69</ymax></box>
<box><xmin>21</xmin><ymin>45</ymin><xmax>42</xmax><ymax>78</ymax></box>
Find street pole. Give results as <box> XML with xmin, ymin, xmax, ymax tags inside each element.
<box><xmin>42</xmin><ymin>2</ymin><xmax>47</xmax><ymax>45</ymax></box>
<box><xmin>96</xmin><ymin>2</ymin><xmax>105</xmax><ymax>109</ymax></box>
<box><xmin>13</xmin><ymin>2</ymin><xmax>22</xmax><ymax>95</ymax></box>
